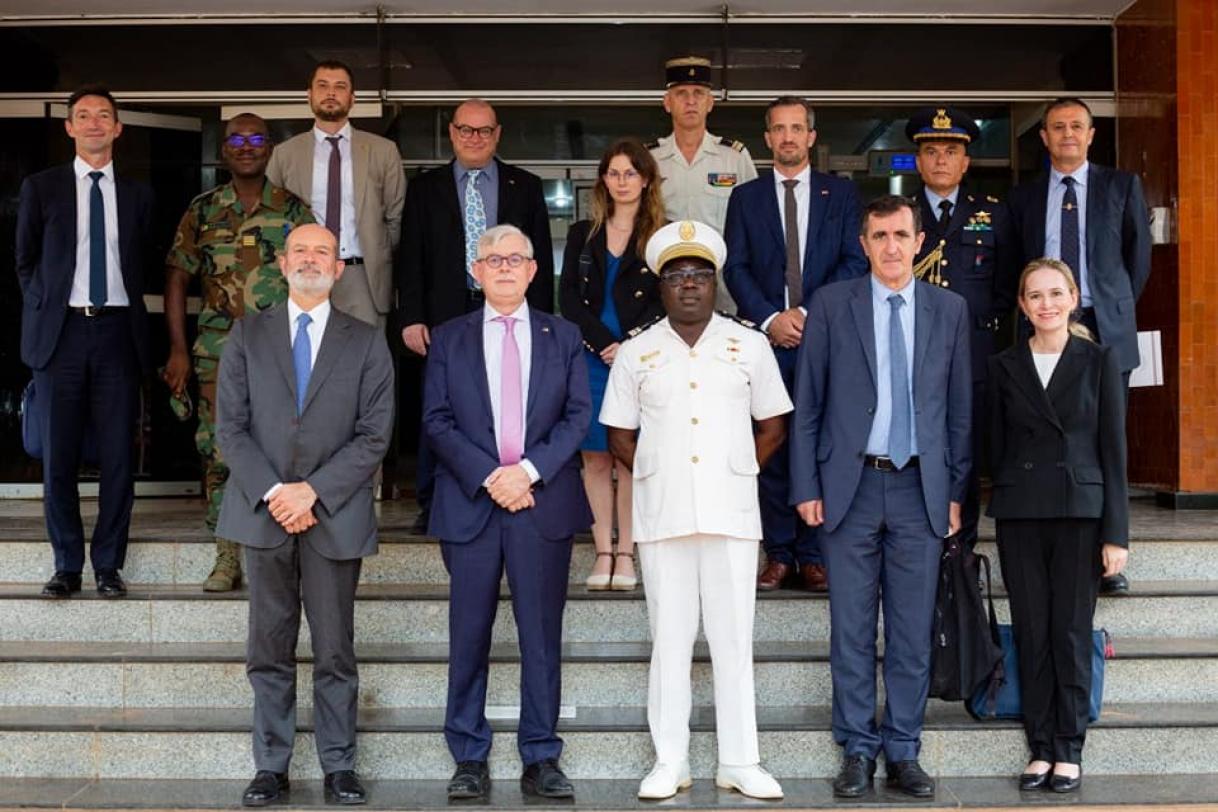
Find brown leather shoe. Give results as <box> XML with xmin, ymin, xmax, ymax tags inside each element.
<box><xmin>756</xmin><ymin>560</ymin><xmax>792</xmax><ymax>591</ymax></box>
<box><xmin>800</xmin><ymin>563</ymin><xmax>828</xmax><ymax>593</ymax></box>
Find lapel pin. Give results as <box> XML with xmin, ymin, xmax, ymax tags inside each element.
<box><xmin>541</xmin><ymin>326</ymin><xmax>550</xmax><ymax>333</ymax></box>
<box><xmin>820</xmin><ymin>189</ymin><xmax>830</xmax><ymax>196</ymax></box>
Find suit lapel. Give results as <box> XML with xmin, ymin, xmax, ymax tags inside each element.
<box><xmin>802</xmin><ymin>172</ymin><xmax>828</xmax><ymax>283</ymax></box>
<box><xmin>351</xmin><ymin>130</ymin><xmax>368</xmax><ymax>228</ymax></box>
<box><xmin>61</xmin><ymin>164</ymin><xmax>78</xmax><ymax>255</ymax></box>
<box><xmin>1045</xmin><ymin>335</ymin><xmax>1087</xmax><ymax>417</ymax></box>
<box><xmin>440</xmin><ymin>161</ymin><xmax>461</xmax><ymax>221</ymax></box>
<box><xmin>300</xmin><ymin>310</ymin><xmax>352</xmax><ymax>415</ymax></box>
<box><xmin>269</xmin><ymin>308</ymin><xmax>297</xmax><ymax>405</ymax></box>
<box><xmin>463</xmin><ymin>312</ymin><xmax>495</xmax><ymax>430</ymax></box>
<box><xmin>115</xmin><ymin>175</ymin><xmax>136</xmax><ymax>293</ymax></box>
<box><xmin>296</xmin><ymin>135</ymin><xmax>315</xmax><ymax>205</ymax></box>
<box><xmin>1027</xmin><ymin>174</ymin><xmax>1050</xmax><ymax>258</ymax></box>
<box><xmin>525</xmin><ymin>314</ymin><xmax>551</xmax><ymax>442</ymax></box>
<box><xmin>759</xmin><ymin>171</ymin><xmax>786</xmax><ymax>256</ymax></box>
<box><xmin>1084</xmin><ymin>163</ymin><xmax>1104</xmax><ymax>271</ymax></box>
<box><xmin>848</xmin><ymin>278</ymin><xmax>878</xmax><ymax>389</ymax></box>
<box><xmin>497</xmin><ymin>159</ymin><xmax>519</xmax><ymax>225</ymax></box>
<box><xmin>913</xmin><ymin>283</ymin><xmax>934</xmax><ymax>387</ymax></box>
<box><xmin>1004</xmin><ymin>340</ymin><xmax>1064</xmax><ymax>433</ymax></box>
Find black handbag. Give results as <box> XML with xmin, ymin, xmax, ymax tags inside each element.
<box><xmin>929</xmin><ymin>535</ymin><xmax>1005</xmax><ymax>702</ymax></box>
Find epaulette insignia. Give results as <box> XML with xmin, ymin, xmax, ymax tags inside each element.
<box><xmin>720</xmin><ymin>311</ymin><xmax>759</xmax><ymax>331</ymax></box>
<box><xmin>967</xmin><ymin>194</ymin><xmax>976</xmax><ymax>203</ymax></box>
<box><xmin>986</xmin><ymin>194</ymin><xmax>1000</xmax><ymax>203</ymax></box>
<box><xmin>640</xmin><ymin>350</ymin><xmax>660</xmax><ymax>363</ymax></box>
<box><xmin>627</xmin><ymin>314</ymin><xmax>664</xmax><ymax>338</ymax></box>
<box><xmin>717</xmin><ymin>136</ymin><xmax>745</xmax><ymax>152</ymax></box>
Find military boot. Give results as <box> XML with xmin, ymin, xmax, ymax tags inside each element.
<box><xmin>202</xmin><ymin>539</ymin><xmax>243</xmax><ymax>592</ymax></box>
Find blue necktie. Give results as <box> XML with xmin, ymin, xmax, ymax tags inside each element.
<box><xmin>293</xmin><ymin>313</ymin><xmax>313</xmax><ymax>415</ymax></box>
<box><xmin>88</xmin><ymin>171</ymin><xmax>106</xmax><ymax>308</ymax></box>
<box><xmin>463</xmin><ymin>168</ymin><xmax>486</xmax><ymax>290</ymax></box>
<box><xmin>1060</xmin><ymin>176</ymin><xmax>1080</xmax><ymax>281</ymax></box>
<box><xmin>888</xmin><ymin>293</ymin><xmax>912</xmax><ymax>470</ymax></box>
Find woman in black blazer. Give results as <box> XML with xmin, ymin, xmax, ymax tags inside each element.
<box><xmin>559</xmin><ymin>138</ymin><xmax>666</xmax><ymax>591</ymax></box>
<box><xmin>986</xmin><ymin>258</ymin><xmax>1129</xmax><ymax>793</ymax></box>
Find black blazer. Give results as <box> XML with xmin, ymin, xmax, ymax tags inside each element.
<box><xmin>557</xmin><ymin>220</ymin><xmax>663</xmax><ymax>354</ymax></box>
<box><xmin>397</xmin><ymin>158</ymin><xmax>554</xmax><ymax>329</ymax></box>
<box><xmin>985</xmin><ymin>335</ymin><xmax>1128</xmax><ymax>546</ymax></box>
<box><xmin>1007</xmin><ymin>163</ymin><xmax>1151</xmax><ymax>373</ymax></box>
<box><xmin>15</xmin><ymin>163</ymin><xmax>154</xmax><ymax>371</ymax></box>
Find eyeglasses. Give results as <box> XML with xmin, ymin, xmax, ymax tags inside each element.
<box><xmin>659</xmin><ymin>269</ymin><xmax>716</xmax><ymax>288</ymax></box>
<box><xmin>477</xmin><ymin>253</ymin><xmax>530</xmax><ymax>270</ymax></box>
<box><xmin>605</xmin><ymin>169</ymin><xmax>641</xmax><ymax>182</ymax></box>
<box><xmin>224</xmin><ymin>133</ymin><xmax>269</xmax><ymax>148</ymax></box>
<box><xmin>453</xmin><ymin>124</ymin><xmax>498</xmax><ymax>140</ymax></box>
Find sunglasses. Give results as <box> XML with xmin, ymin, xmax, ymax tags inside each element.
<box><xmin>224</xmin><ymin>133</ymin><xmax>269</xmax><ymax>148</ymax></box>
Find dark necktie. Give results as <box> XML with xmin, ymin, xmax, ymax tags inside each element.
<box><xmin>1060</xmin><ymin>176</ymin><xmax>1080</xmax><ymax>279</ymax></box>
<box><xmin>293</xmin><ymin>312</ymin><xmax>313</xmax><ymax>415</ymax></box>
<box><xmin>88</xmin><ymin>171</ymin><xmax>106</xmax><ymax>308</ymax></box>
<box><xmin>325</xmin><ymin>136</ymin><xmax>342</xmax><ymax>248</ymax></box>
<box><xmin>888</xmin><ymin>294</ymin><xmax>912</xmax><ymax>469</ymax></box>
<box><xmin>782</xmin><ymin>179</ymin><xmax>803</xmax><ymax>306</ymax></box>
<box><xmin>937</xmin><ymin>199</ymin><xmax>952</xmax><ymax>233</ymax></box>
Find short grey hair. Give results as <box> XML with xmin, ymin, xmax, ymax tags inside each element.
<box><xmin>477</xmin><ymin>224</ymin><xmax>534</xmax><ymax>259</ymax></box>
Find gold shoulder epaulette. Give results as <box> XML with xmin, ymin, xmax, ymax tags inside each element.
<box><xmin>986</xmin><ymin>194</ymin><xmax>1001</xmax><ymax>203</ymax></box>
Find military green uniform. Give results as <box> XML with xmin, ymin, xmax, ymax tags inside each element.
<box><xmin>166</xmin><ymin>180</ymin><xmax>314</xmax><ymax>532</ymax></box>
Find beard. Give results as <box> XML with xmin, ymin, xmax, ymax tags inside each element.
<box><xmin>287</xmin><ymin>266</ymin><xmax>336</xmax><ymax>296</ymax></box>
<box><xmin>775</xmin><ymin>147</ymin><xmax>808</xmax><ymax>168</ymax></box>
<box><xmin>311</xmin><ymin>100</ymin><xmax>351</xmax><ymax>122</ymax></box>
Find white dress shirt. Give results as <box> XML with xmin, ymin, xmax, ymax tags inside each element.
<box><xmin>310</xmin><ymin>122</ymin><xmax>363</xmax><ymax>259</ymax></box>
<box><xmin>482</xmin><ymin>301</ymin><xmax>539</xmax><ymax>483</ymax></box>
<box><xmin>1045</xmin><ymin>161</ymin><xmax>1091</xmax><ymax>306</ymax></box>
<box><xmin>70</xmin><ymin>157</ymin><xmax>128</xmax><ymax>307</ymax></box>
<box><xmin>760</xmin><ymin>164</ymin><xmax>812</xmax><ymax>331</ymax></box>
<box><xmin>865</xmin><ymin>274</ymin><xmax>919</xmax><ymax>458</ymax></box>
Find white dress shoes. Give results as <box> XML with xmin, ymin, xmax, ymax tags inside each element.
<box><xmin>715</xmin><ymin>764</ymin><xmax>784</xmax><ymax>799</ymax></box>
<box><xmin>638</xmin><ymin>762</ymin><xmax>692</xmax><ymax>799</ymax></box>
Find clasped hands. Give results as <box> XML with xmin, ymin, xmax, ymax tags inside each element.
<box><xmin>486</xmin><ymin>464</ymin><xmax>535</xmax><ymax>513</ymax></box>
<box><xmin>268</xmin><ymin>482</ymin><xmax>318</xmax><ymax>534</ymax></box>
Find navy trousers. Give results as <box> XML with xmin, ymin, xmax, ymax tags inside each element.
<box><xmin>822</xmin><ymin>465</ymin><xmax>941</xmax><ymax>762</ymax></box>
<box><xmin>762</xmin><ymin>345</ymin><xmax>820</xmax><ymax>566</ymax></box>
<box><xmin>34</xmin><ymin>310</ymin><xmax>138</xmax><ymax>575</ymax></box>
<box><xmin>441</xmin><ymin>508</ymin><xmax>573</xmax><ymax>765</ymax></box>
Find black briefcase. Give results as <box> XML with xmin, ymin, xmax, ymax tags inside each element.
<box><xmin>929</xmin><ymin>535</ymin><xmax>1005</xmax><ymax>702</ymax></box>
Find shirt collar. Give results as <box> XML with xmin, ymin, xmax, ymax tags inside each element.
<box><xmin>214</xmin><ymin>178</ymin><xmax>281</xmax><ymax>213</ymax></box>
<box><xmin>483</xmin><ymin>299</ymin><xmax>529</xmax><ymax>325</ymax></box>
<box><xmin>456</xmin><ymin>158</ymin><xmax>498</xmax><ymax>186</ymax></box>
<box><xmin>871</xmin><ymin>273</ymin><xmax>916</xmax><ymax>308</ymax></box>
<box><xmin>312</xmin><ymin>122</ymin><xmax>352</xmax><ymax>145</ymax></box>
<box><xmin>288</xmin><ymin>297</ymin><xmax>331</xmax><ymax>325</ymax></box>
<box><xmin>924</xmin><ymin>185</ymin><xmax>959</xmax><ymax>210</ymax></box>
<box><xmin>663</xmin><ymin>312</ymin><xmax>723</xmax><ymax>347</ymax></box>
<box><xmin>74</xmin><ymin>156</ymin><xmax>114</xmax><ymax>181</ymax></box>
<box><xmin>1050</xmin><ymin>160</ymin><xmax>1089</xmax><ymax>189</ymax></box>
<box><xmin>773</xmin><ymin>164</ymin><xmax>812</xmax><ymax>190</ymax></box>
<box><xmin>699</xmin><ymin>130</ymin><xmax>721</xmax><ymax>156</ymax></box>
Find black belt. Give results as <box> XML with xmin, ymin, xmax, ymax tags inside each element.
<box><xmin>340</xmin><ymin>256</ymin><xmax>364</xmax><ymax>265</ymax></box>
<box><xmin>69</xmin><ymin>305</ymin><xmax>129</xmax><ymax>317</ymax></box>
<box><xmin>863</xmin><ymin>454</ymin><xmax>918</xmax><ymax>472</ymax></box>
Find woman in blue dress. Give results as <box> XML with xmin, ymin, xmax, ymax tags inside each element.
<box><xmin>559</xmin><ymin>138</ymin><xmax>666</xmax><ymax>590</ymax></box>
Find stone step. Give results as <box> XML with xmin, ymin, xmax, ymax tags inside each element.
<box><xmin>0</xmin><ymin>638</ymin><xmax>1214</xmax><ymax>710</ymax></box>
<box><xmin>5</xmin><ymin>773</ymin><xmax>1218</xmax><ymax>810</ymax></box>
<box><xmin>0</xmin><ymin>702</ymin><xmax>1214</xmax><ymax>780</ymax></box>
<box><xmin>2</xmin><ymin>581</ymin><xmax>1216</xmax><ymax>644</ymax></box>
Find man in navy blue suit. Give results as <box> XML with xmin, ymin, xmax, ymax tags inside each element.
<box><xmin>723</xmin><ymin>96</ymin><xmax>868</xmax><ymax>593</ymax></box>
<box><xmin>15</xmin><ymin>85</ymin><xmax>154</xmax><ymax>599</ymax></box>
<box><xmin>423</xmin><ymin>224</ymin><xmax>592</xmax><ymax>800</ymax></box>
<box><xmin>790</xmin><ymin>195</ymin><xmax>971</xmax><ymax>799</ymax></box>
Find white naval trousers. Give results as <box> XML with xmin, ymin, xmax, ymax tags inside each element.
<box><xmin>638</xmin><ymin>533</ymin><xmax>760</xmax><ymax>766</ymax></box>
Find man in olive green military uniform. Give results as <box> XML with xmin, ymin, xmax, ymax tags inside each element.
<box><xmin>162</xmin><ymin>113</ymin><xmax>315</xmax><ymax>591</ymax></box>
<box><xmin>649</xmin><ymin>56</ymin><xmax>757</xmax><ymax>313</ymax></box>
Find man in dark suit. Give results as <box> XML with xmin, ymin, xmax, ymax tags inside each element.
<box><xmin>791</xmin><ymin>195</ymin><xmax>971</xmax><ymax>799</ymax></box>
<box><xmin>15</xmin><ymin>85</ymin><xmax>154</xmax><ymax>599</ymax></box>
<box><xmin>423</xmin><ymin>224</ymin><xmax>591</xmax><ymax>800</ymax></box>
<box><xmin>723</xmin><ymin>96</ymin><xmax>868</xmax><ymax>593</ymax></box>
<box><xmin>398</xmin><ymin>98</ymin><xmax>554</xmax><ymax>533</ymax></box>
<box><xmin>216</xmin><ymin>223</ymin><xmax>395</xmax><ymax>807</ymax></box>
<box><xmin>907</xmin><ymin>105</ymin><xmax>1018</xmax><ymax>551</ymax></box>
<box><xmin>1007</xmin><ymin>96</ymin><xmax>1150</xmax><ymax>594</ymax></box>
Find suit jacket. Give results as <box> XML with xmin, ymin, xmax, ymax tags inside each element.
<box><xmin>557</xmin><ymin>219</ymin><xmax>663</xmax><ymax>353</ymax></box>
<box><xmin>1007</xmin><ymin>163</ymin><xmax>1151</xmax><ymax>372</ymax></box>
<box><xmin>423</xmin><ymin>307</ymin><xmax>593</xmax><ymax>543</ymax></box>
<box><xmin>790</xmin><ymin>275</ymin><xmax>973</xmax><ymax>538</ymax></box>
<box><xmin>723</xmin><ymin>169</ymin><xmax>869</xmax><ymax>326</ymax></box>
<box><xmin>986</xmin><ymin>336</ymin><xmax>1128</xmax><ymax>546</ymax></box>
<box><xmin>266</xmin><ymin>128</ymin><xmax>406</xmax><ymax>315</ymax></box>
<box><xmin>397</xmin><ymin>158</ymin><xmax>554</xmax><ymax>329</ymax></box>
<box><xmin>914</xmin><ymin>185</ymin><xmax>1018</xmax><ymax>383</ymax></box>
<box><xmin>15</xmin><ymin>163</ymin><xmax>154</xmax><ymax>371</ymax></box>
<box><xmin>215</xmin><ymin>303</ymin><xmax>395</xmax><ymax>559</ymax></box>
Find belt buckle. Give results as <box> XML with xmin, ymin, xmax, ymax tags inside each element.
<box><xmin>81</xmin><ymin>305</ymin><xmax>98</xmax><ymax>317</ymax></box>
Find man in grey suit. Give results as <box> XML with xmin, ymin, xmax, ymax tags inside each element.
<box><xmin>790</xmin><ymin>195</ymin><xmax>971</xmax><ymax>800</ymax></box>
<box><xmin>216</xmin><ymin>223</ymin><xmax>395</xmax><ymax>806</ymax></box>
<box><xmin>267</xmin><ymin>59</ymin><xmax>406</xmax><ymax>328</ymax></box>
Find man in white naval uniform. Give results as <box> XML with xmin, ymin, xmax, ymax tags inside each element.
<box><xmin>600</xmin><ymin>220</ymin><xmax>791</xmax><ymax>801</ymax></box>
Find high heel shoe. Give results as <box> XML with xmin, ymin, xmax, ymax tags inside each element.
<box><xmin>610</xmin><ymin>551</ymin><xmax>637</xmax><ymax>591</ymax></box>
<box><xmin>585</xmin><ymin>552</ymin><xmax>613</xmax><ymax>590</ymax></box>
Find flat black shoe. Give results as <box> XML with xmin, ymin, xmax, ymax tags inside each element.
<box><xmin>324</xmin><ymin>770</ymin><xmax>367</xmax><ymax>805</ymax></box>
<box><xmin>833</xmin><ymin>755</ymin><xmax>876</xmax><ymax>798</ymax></box>
<box><xmin>521</xmin><ymin>758</ymin><xmax>574</xmax><ymax>798</ymax></box>
<box><xmin>1050</xmin><ymin>770</ymin><xmax>1082</xmax><ymax>793</ymax></box>
<box><xmin>1019</xmin><ymin>769</ymin><xmax>1051</xmax><ymax>790</ymax></box>
<box><xmin>95</xmin><ymin>571</ymin><xmax>127</xmax><ymax>598</ymax></box>
<box><xmin>886</xmin><ymin>760</ymin><xmax>935</xmax><ymax>798</ymax></box>
<box><xmin>242</xmin><ymin>771</ymin><xmax>288</xmax><ymax>806</ymax></box>
<box><xmin>41</xmin><ymin>571</ymin><xmax>82</xmax><ymax>599</ymax></box>
<box><xmin>447</xmin><ymin>761</ymin><xmax>490</xmax><ymax>800</ymax></box>
<box><xmin>1101</xmin><ymin>573</ymin><xmax>1129</xmax><ymax>594</ymax></box>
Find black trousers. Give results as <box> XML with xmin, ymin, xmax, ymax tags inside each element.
<box><xmin>996</xmin><ymin>517</ymin><xmax>1101</xmax><ymax>764</ymax></box>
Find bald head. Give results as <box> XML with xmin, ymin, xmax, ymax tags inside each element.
<box><xmin>450</xmin><ymin>98</ymin><xmax>501</xmax><ymax>169</ymax></box>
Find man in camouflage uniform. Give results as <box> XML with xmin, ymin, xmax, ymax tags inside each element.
<box><xmin>162</xmin><ymin>113</ymin><xmax>314</xmax><ymax>591</ymax></box>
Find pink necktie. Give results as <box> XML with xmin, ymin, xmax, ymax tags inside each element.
<box><xmin>495</xmin><ymin>316</ymin><xmax>524</xmax><ymax>465</ymax></box>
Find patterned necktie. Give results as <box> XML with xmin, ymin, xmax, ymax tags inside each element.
<box><xmin>937</xmin><ymin>199</ymin><xmax>953</xmax><ymax>233</ymax></box>
<box><xmin>887</xmin><ymin>294</ymin><xmax>912</xmax><ymax>469</ymax></box>
<box><xmin>293</xmin><ymin>312</ymin><xmax>313</xmax><ymax>415</ymax></box>
<box><xmin>88</xmin><ymin>171</ymin><xmax>106</xmax><ymax>308</ymax></box>
<box><xmin>1060</xmin><ymin>176</ymin><xmax>1080</xmax><ymax>280</ymax></box>
<box><xmin>495</xmin><ymin>316</ymin><xmax>523</xmax><ymax>465</ymax></box>
<box><xmin>464</xmin><ymin>169</ymin><xmax>487</xmax><ymax>289</ymax></box>
<box><xmin>782</xmin><ymin>179</ymin><xmax>803</xmax><ymax>306</ymax></box>
<box><xmin>325</xmin><ymin>136</ymin><xmax>342</xmax><ymax>248</ymax></box>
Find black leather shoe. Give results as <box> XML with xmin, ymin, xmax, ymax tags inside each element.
<box><xmin>833</xmin><ymin>755</ymin><xmax>876</xmax><ymax>798</ymax></box>
<box><xmin>1050</xmin><ymin>769</ymin><xmax>1082</xmax><ymax>793</ymax></box>
<box><xmin>886</xmin><ymin>760</ymin><xmax>935</xmax><ymax>798</ymax></box>
<box><xmin>324</xmin><ymin>770</ymin><xmax>367</xmax><ymax>805</ymax></box>
<box><xmin>1101</xmin><ymin>573</ymin><xmax>1129</xmax><ymax>594</ymax></box>
<box><xmin>447</xmin><ymin>761</ymin><xmax>490</xmax><ymax>800</ymax></box>
<box><xmin>521</xmin><ymin>758</ymin><xmax>574</xmax><ymax>798</ymax></box>
<box><xmin>1019</xmin><ymin>769</ymin><xmax>1051</xmax><ymax>790</ymax></box>
<box><xmin>241</xmin><ymin>771</ymin><xmax>288</xmax><ymax>806</ymax></box>
<box><xmin>41</xmin><ymin>572</ymin><xmax>82</xmax><ymax>599</ymax></box>
<box><xmin>95</xmin><ymin>571</ymin><xmax>127</xmax><ymax>598</ymax></box>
